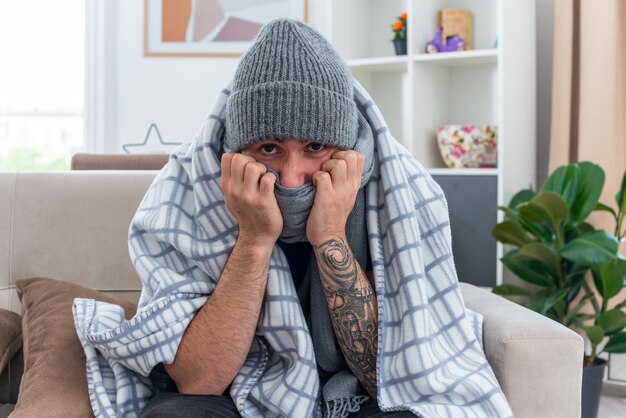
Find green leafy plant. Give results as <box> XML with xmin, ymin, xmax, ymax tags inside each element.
<box><xmin>492</xmin><ymin>162</ymin><xmax>626</xmax><ymax>367</ymax></box>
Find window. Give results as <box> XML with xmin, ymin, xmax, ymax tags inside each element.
<box><xmin>0</xmin><ymin>0</ymin><xmax>85</xmax><ymax>170</ymax></box>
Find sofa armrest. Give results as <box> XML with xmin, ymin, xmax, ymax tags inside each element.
<box><xmin>459</xmin><ymin>283</ymin><xmax>584</xmax><ymax>418</ymax></box>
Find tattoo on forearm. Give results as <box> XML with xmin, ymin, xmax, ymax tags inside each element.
<box><xmin>315</xmin><ymin>238</ymin><xmax>378</xmax><ymax>398</ymax></box>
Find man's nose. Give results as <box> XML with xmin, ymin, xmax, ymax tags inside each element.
<box><xmin>279</xmin><ymin>161</ymin><xmax>306</xmax><ymax>188</ymax></box>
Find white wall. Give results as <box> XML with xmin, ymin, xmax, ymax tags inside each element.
<box><xmin>101</xmin><ymin>0</ymin><xmax>327</xmax><ymax>153</ymax></box>
<box><xmin>101</xmin><ymin>0</ymin><xmax>551</xmax><ymax>162</ymax></box>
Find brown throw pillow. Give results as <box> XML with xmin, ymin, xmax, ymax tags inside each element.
<box><xmin>11</xmin><ymin>277</ymin><xmax>137</xmax><ymax>418</ymax></box>
<box><xmin>0</xmin><ymin>309</ymin><xmax>21</xmax><ymax>373</ymax></box>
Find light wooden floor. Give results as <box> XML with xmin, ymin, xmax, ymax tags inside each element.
<box><xmin>598</xmin><ymin>394</ymin><xmax>626</xmax><ymax>417</ymax></box>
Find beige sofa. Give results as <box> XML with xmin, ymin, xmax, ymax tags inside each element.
<box><xmin>0</xmin><ymin>171</ymin><xmax>584</xmax><ymax>417</ymax></box>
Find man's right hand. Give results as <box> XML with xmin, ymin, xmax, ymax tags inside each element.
<box><xmin>168</xmin><ymin>152</ymin><xmax>279</xmax><ymax>394</ymax></box>
<box><xmin>221</xmin><ymin>153</ymin><xmax>283</xmax><ymax>247</ymax></box>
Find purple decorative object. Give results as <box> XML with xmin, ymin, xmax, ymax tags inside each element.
<box><xmin>425</xmin><ymin>26</ymin><xmax>466</xmax><ymax>53</ymax></box>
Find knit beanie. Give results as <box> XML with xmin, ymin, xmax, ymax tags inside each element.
<box><xmin>224</xmin><ymin>19</ymin><xmax>359</xmax><ymax>152</ymax></box>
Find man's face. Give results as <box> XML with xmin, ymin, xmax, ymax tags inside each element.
<box><xmin>241</xmin><ymin>139</ymin><xmax>339</xmax><ymax>188</ymax></box>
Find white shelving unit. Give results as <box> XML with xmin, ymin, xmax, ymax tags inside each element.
<box><xmin>325</xmin><ymin>0</ymin><xmax>536</xmax><ymax>287</ymax></box>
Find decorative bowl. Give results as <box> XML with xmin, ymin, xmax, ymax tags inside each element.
<box><xmin>436</xmin><ymin>125</ymin><xmax>498</xmax><ymax>168</ymax></box>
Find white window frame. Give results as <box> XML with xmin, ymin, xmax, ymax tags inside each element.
<box><xmin>84</xmin><ymin>0</ymin><xmax>118</xmax><ymax>153</ymax></box>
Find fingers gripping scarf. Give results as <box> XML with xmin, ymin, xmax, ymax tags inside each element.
<box><xmin>72</xmin><ymin>80</ymin><xmax>513</xmax><ymax>418</ymax></box>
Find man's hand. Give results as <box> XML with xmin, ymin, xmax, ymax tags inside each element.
<box><xmin>306</xmin><ymin>150</ymin><xmax>365</xmax><ymax>245</ymax></box>
<box><xmin>221</xmin><ymin>153</ymin><xmax>283</xmax><ymax>247</ymax></box>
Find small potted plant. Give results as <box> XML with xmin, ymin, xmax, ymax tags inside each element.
<box><xmin>491</xmin><ymin>162</ymin><xmax>626</xmax><ymax>418</ymax></box>
<box><xmin>391</xmin><ymin>12</ymin><xmax>407</xmax><ymax>55</ymax></box>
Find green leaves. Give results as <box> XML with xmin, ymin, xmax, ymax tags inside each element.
<box><xmin>595</xmin><ymin>202</ymin><xmax>616</xmax><ymax>218</ymax></box>
<box><xmin>542</xmin><ymin>162</ymin><xmax>605</xmax><ymax>226</ymax></box>
<box><xmin>492</xmin><ymin>284</ymin><xmax>533</xmax><ymax>297</ymax></box>
<box><xmin>570</xmin><ymin>163</ymin><xmax>606</xmax><ymax>225</ymax></box>
<box><xmin>604</xmin><ymin>333</ymin><xmax>626</xmax><ymax>353</ymax></box>
<box><xmin>592</xmin><ymin>257</ymin><xmax>626</xmax><ymax>300</ymax></box>
<box><xmin>587</xmin><ymin>309</ymin><xmax>626</xmax><ymax>354</ymax></box>
<box><xmin>541</xmin><ymin>164</ymin><xmax>580</xmax><ymax>206</ymax></box>
<box><xmin>581</xmin><ymin>328</ymin><xmax>626</xmax><ymax>355</ymax></box>
<box><xmin>560</xmin><ymin>230</ymin><xmax>618</xmax><ymax>266</ymax></box>
<box><xmin>616</xmin><ymin>170</ymin><xmax>626</xmax><ymax>214</ymax></box>
<box><xmin>597</xmin><ymin>309</ymin><xmax>626</xmax><ymax>335</ymax></box>
<box><xmin>527</xmin><ymin>288</ymin><xmax>569</xmax><ymax>317</ymax></box>
<box><xmin>518</xmin><ymin>192</ymin><xmax>569</xmax><ymax>226</ymax></box>
<box><xmin>499</xmin><ymin>188</ymin><xmax>536</xmax><ymax>236</ymax></box>
<box><xmin>497</xmin><ymin>190</ymin><xmax>566</xmax><ymax>243</ymax></box>
<box><xmin>492</xmin><ymin>221</ymin><xmax>533</xmax><ymax>247</ymax></box>
<box><xmin>583</xmin><ymin>326</ymin><xmax>605</xmax><ymax>346</ymax></box>
<box><xmin>564</xmin><ymin>293</ymin><xmax>595</xmax><ymax>327</ymax></box>
<box><xmin>497</xmin><ymin>192</ymin><xmax>568</xmax><ymax>245</ymax></box>
<box><xmin>515</xmin><ymin>242</ymin><xmax>561</xmax><ymax>277</ymax></box>
<box><xmin>501</xmin><ymin>250</ymin><xmax>556</xmax><ymax>288</ymax></box>
<box><xmin>518</xmin><ymin>217</ymin><xmax>554</xmax><ymax>243</ymax></box>
<box><xmin>508</xmin><ymin>189</ymin><xmax>536</xmax><ymax>211</ymax></box>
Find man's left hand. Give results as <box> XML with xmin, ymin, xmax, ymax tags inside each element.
<box><xmin>306</xmin><ymin>150</ymin><xmax>365</xmax><ymax>246</ymax></box>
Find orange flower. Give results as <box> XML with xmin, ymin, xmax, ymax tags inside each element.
<box><xmin>391</xmin><ymin>12</ymin><xmax>407</xmax><ymax>41</ymax></box>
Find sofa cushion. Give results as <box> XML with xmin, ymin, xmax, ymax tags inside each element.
<box><xmin>11</xmin><ymin>278</ymin><xmax>137</xmax><ymax>418</ymax></box>
<box><xmin>0</xmin><ymin>309</ymin><xmax>21</xmax><ymax>374</ymax></box>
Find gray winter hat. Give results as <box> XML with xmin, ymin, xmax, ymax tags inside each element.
<box><xmin>224</xmin><ymin>18</ymin><xmax>358</xmax><ymax>152</ymax></box>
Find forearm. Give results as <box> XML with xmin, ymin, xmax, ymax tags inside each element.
<box><xmin>164</xmin><ymin>239</ymin><xmax>272</xmax><ymax>395</ymax></box>
<box><xmin>313</xmin><ymin>236</ymin><xmax>378</xmax><ymax>398</ymax></box>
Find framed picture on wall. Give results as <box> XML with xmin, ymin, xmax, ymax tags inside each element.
<box><xmin>144</xmin><ymin>0</ymin><xmax>308</xmax><ymax>57</ymax></box>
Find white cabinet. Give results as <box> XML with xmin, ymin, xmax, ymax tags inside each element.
<box><xmin>325</xmin><ymin>0</ymin><xmax>536</xmax><ymax>286</ymax></box>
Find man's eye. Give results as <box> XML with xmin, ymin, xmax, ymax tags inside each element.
<box><xmin>261</xmin><ymin>144</ymin><xmax>277</xmax><ymax>154</ymax></box>
<box><xmin>308</xmin><ymin>143</ymin><xmax>324</xmax><ymax>152</ymax></box>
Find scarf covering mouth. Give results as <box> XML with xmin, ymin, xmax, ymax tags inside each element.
<box><xmin>72</xmin><ymin>80</ymin><xmax>513</xmax><ymax>418</ymax></box>
<box><xmin>272</xmin><ymin>179</ymin><xmax>316</xmax><ymax>242</ymax></box>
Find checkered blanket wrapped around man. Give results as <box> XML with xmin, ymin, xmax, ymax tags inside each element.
<box><xmin>72</xmin><ymin>80</ymin><xmax>513</xmax><ymax>418</ymax></box>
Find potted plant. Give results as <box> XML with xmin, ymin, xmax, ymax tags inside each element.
<box><xmin>391</xmin><ymin>12</ymin><xmax>407</xmax><ymax>55</ymax></box>
<box><xmin>491</xmin><ymin>162</ymin><xmax>626</xmax><ymax>418</ymax></box>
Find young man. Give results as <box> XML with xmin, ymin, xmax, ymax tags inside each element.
<box><xmin>142</xmin><ymin>18</ymin><xmax>387</xmax><ymax>417</ymax></box>
<box><xmin>73</xmin><ymin>19</ymin><xmax>512</xmax><ymax>418</ymax></box>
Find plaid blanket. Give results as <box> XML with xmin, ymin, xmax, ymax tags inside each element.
<box><xmin>72</xmin><ymin>80</ymin><xmax>513</xmax><ymax>418</ymax></box>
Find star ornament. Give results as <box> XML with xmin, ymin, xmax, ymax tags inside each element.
<box><xmin>122</xmin><ymin>123</ymin><xmax>182</xmax><ymax>154</ymax></box>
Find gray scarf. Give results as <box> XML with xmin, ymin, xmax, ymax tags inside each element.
<box><xmin>272</xmin><ymin>112</ymin><xmax>376</xmax><ymax>417</ymax></box>
<box><xmin>274</xmin><ymin>112</ymin><xmax>375</xmax><ymax>243</ymax></box>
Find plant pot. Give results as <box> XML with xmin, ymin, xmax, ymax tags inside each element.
<box><xmin>393</xmin><ymin>39</ymin><xmax>407</xmax><ymax>55</ymax></box>
<box><xmin>582</xmin><ymin>357</ymin><xmax>607</xmax><ymax>418</ymax></box>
